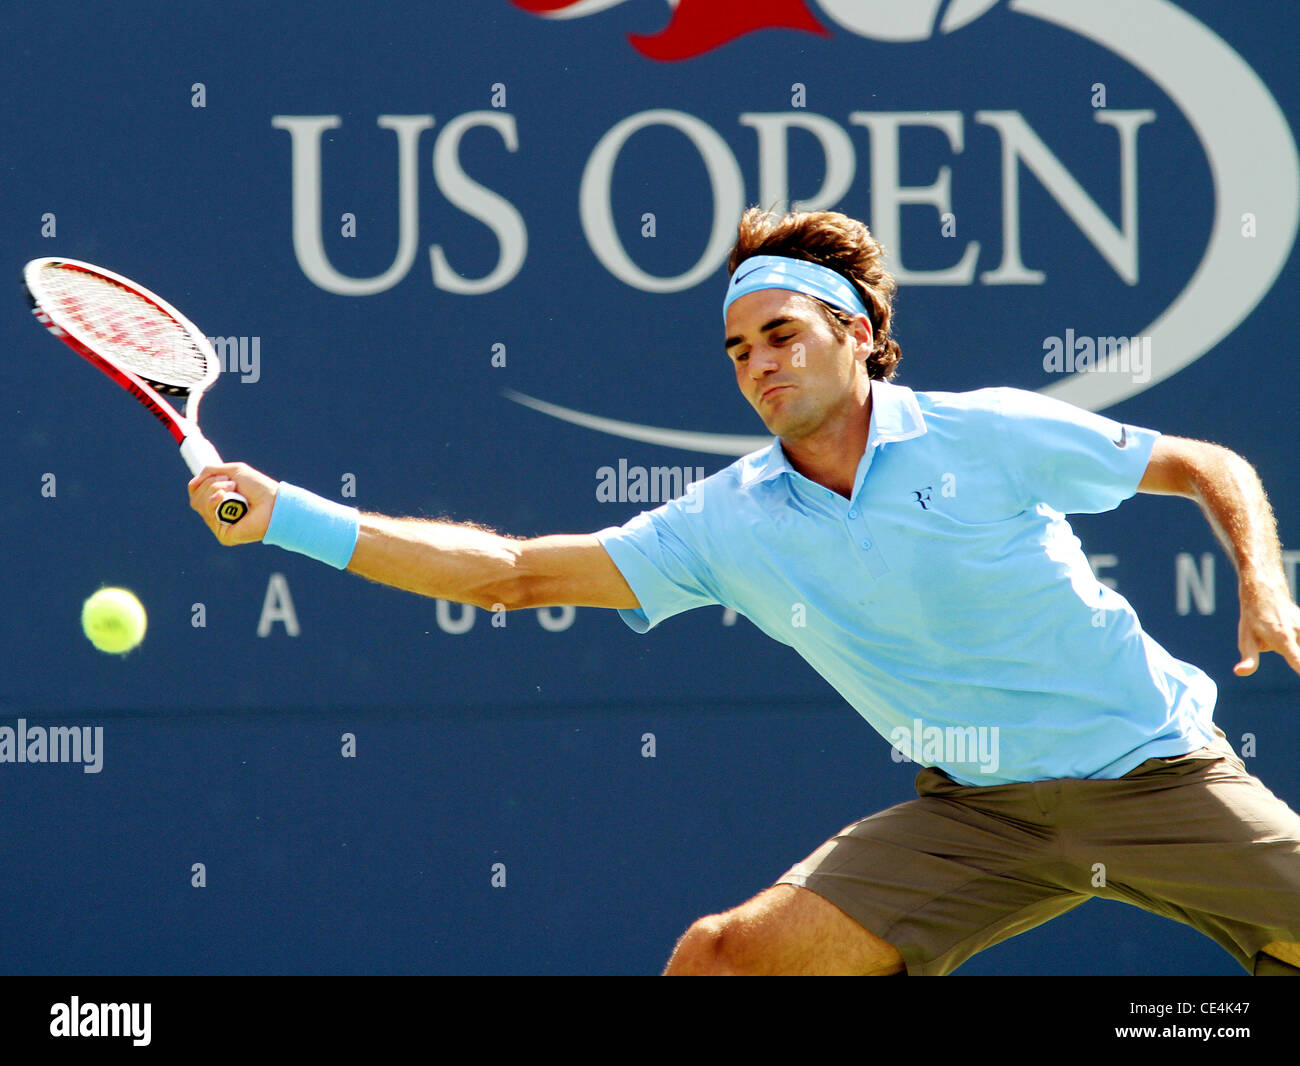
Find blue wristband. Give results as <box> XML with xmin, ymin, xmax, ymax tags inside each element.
<box><xmin>263</xmin><ymin>482</ymin><xmax>361</xmax><ymax>569</ymax></box>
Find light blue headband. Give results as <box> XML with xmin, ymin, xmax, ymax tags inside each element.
<box><xmin>723</xmin><ymin>254</ymin><xmax>870</xmax><ymax>323</ymax></box>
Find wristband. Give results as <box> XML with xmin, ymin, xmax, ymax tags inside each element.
<box><xmin>263</xmin><ymin>482</ymin><xmax>361</xmax><ymax>569</ymax></box>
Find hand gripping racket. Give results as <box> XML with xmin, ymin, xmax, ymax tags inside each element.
<box><xmin>23</xmin><ymin>257</ymin><xmax>248</xmax><ymax>524</ymax></box>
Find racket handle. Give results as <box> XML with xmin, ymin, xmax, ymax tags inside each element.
<box><xmin>180</xmin><ymin>434</ymin><xmax>249</xmax><ymax>525</ymax></box>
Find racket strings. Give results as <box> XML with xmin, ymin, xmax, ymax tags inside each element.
<box><xmin>36</xmin><ymin>265</ymin><xmax>210</xmax><ymax>391</ymax></box>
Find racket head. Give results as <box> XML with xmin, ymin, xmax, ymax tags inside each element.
<box><xmin>23</xmin><ymin>257</ymin><xmax>221</xmax><ymax>398</ymax></box>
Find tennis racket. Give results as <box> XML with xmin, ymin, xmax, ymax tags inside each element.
<box><xmin>23</xmin><ymin>257</ymin><xmax>248</xmax><ymax>524</ymax></box>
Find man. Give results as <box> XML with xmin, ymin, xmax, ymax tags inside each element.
<box><xmin>190</xmin><ymin>208</ymin><xmax>1300</xmax><ymax>976</ymax></box>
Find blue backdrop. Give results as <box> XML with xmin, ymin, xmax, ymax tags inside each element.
<box><xmin>2</xmin><ymin>0</ymin><xmax>1297</xmax><ymax>975</ymax></box>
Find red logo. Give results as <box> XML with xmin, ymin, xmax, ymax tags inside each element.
<box><xmin>513</xmin><ymin>0</ymin><xmax>829</xmax><ymax>62</ymax></box>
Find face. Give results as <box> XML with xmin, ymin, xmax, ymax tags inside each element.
<box><xmin>723</xmin><ymin>288</ymin><xmax>873</xmax><ymax>440</ymax></box>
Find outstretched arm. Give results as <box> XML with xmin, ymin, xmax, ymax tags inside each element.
<box><xmin>1138</xmin><ymin>435</ymin><xmax>1300</xmax><ymax>676</ymax></box>
<box><xmin>187</xmin><ymin>463</ymin><xmax>640</xmax><ymax>612</ymax></box>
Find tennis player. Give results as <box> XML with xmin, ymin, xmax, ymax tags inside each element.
<box><xmin>190</xmin><ymin>208</ymin><xmax>1300</xmax><ymax>976</ymax></box>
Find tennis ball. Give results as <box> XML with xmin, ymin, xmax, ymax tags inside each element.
<box><xmin>81</xmin><ymin>587</ymin><xmax>147</xmax><ymax>655</ymax></box>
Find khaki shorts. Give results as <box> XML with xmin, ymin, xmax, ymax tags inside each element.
<box><xmin>777</xmin><ymin>728</ymin><xmax>1300</xmax><ymax>975</ymax></box>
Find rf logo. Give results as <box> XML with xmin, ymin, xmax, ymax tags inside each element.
<box><xmin>913</xmin><ymin>487</ymin><xmax>933</xmax><ymax>510</ymax></box>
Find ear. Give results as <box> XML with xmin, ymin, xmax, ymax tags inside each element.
<box><xmin>850</xmin><ymin>313</ymin><xmax>874</xmax><ymax>356</ymax></box>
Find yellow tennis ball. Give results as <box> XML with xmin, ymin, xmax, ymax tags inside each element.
<box><xmin>82</xmin><ymin>587</ymin><xmax>147</xmax><ymax>654</ymax></box>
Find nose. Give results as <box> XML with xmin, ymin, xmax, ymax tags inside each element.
<box><xmin>746</xmin><ymin>343</ymin><xmax>782</xmax><ymax>379</ymax></box>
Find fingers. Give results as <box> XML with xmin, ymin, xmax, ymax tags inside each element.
<box><xmin>1234</xmin><ymin>609</ymin><xmax>1300</xmax><ymax>678</ymax></box>
<box><xmin>187</xmin><ymin>468</ymin><xmax>236</xmax><ymax>517</ymax></box>
<box><xmin>186</xmin><ymin>462</ymin><xmax>275</xmax><ymax>544</ymax></box>
<box><xmin>186</xmin><ymin>461</ymin><xmax>247</xmax><ymax>495</ymax></box>
<box><xmin>1277</xmin><ymin>634</ymin><xmax>1300</xmax><ymax>677</ymax></box>
<box><xmin>1234</xmin><ymin>615</ymin><xmax>1259</xmax><ymax>675</ymax></box>
<box><xmin>188</xmin><ymin>471</ymin><xmax>236</xmax><ymax>543</ymax></box>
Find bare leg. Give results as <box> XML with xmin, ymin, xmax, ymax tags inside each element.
<box><xmin>663</xmin><ymin>883</ymin><xmax>906</xmax><ymax>976</ymax></box>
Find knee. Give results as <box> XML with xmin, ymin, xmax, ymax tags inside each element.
<box><xmin>663</xmin><ymin>915</ymin><xmax>746</xmax><ymax>976</ymax></box>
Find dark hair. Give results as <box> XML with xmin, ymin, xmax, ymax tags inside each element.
<box><xmin>726</xmin><ymin>207</ymin><xmax>902</xmax><ymax>380</ymax></box>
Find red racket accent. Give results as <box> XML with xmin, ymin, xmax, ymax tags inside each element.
<box><xmin>24</xmin><ymin>257</ymin><xmax>248</xmax><ymax>524</ymax></box>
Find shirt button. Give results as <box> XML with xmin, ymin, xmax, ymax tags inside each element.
<box><xmin>848</xmin><ymin>509</ymin><xmax>858</xmax><ymax>519</ymax></box>
<box><xmin>860</xmin><ymin>539</ymin><xmax>872</xmax><ymax>549</ymax></box>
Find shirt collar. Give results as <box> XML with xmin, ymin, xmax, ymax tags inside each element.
<box><xmin>739</xmin><ymin>378</ymin><xmax>926</xmax><ymax>489</ymax></box>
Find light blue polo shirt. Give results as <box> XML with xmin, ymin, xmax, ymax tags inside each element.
<box><xmin>594</xmin><ymin>379</ymin><xmax>1218</xmax><ymax>786</ymax></box>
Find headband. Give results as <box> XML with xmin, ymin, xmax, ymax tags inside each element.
<box><xmin>723</xmin><ymin>254</ymin><xmax>871</xmax><ymax>323</ymax></box>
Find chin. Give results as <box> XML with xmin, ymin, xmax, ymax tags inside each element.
<box><xmin>756</xmin><ymin>397</ymin><xmax>800</xmax><ymax>434</ymax></box>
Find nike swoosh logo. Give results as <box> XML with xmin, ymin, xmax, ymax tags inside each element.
<box><xmin>1113</xmin><ymin>426</ymin><xmax>1129</xmax><ymax>447</ymax></box>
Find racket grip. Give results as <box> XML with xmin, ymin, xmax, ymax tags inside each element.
<box><xmin>180</xmin><ymin>434</ymin><xmax>249</xmax><ymax>525</ymax></box>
